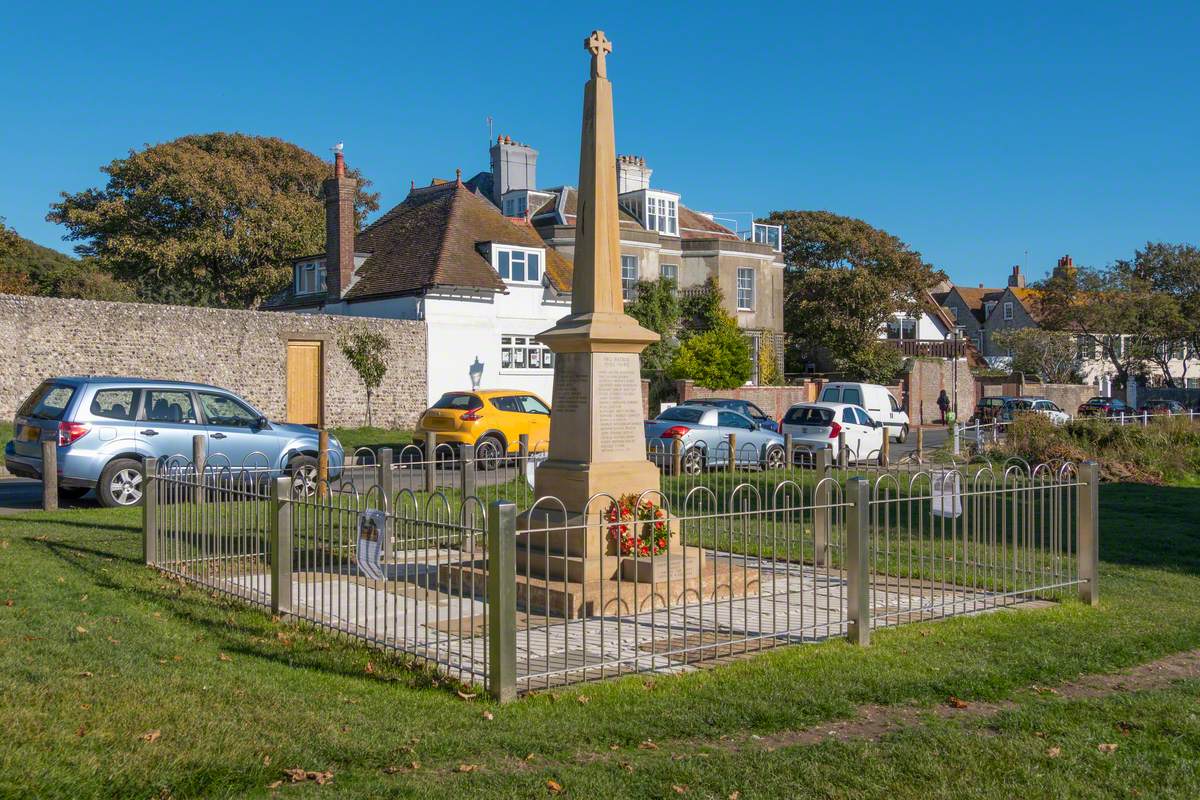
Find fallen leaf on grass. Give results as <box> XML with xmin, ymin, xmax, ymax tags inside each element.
<box><xmin>638</xmin><ymin>740</ymin><xmax>659</xmax><ymax>750</ymax></box>
<box><xmin>1046</xmin><ymin>746</ymin><xmax>1062</xmax><ymax>758</ymax></box>
<box><xmin>672</xmin><ymin>785</ymin><xmax>688</xmax><ymax>794</ymax></box>
<box><xmin>283</xmin><ymin>768</ymin><xmax>334</xmax><ymax>785</ymax></box>
<box><xmin>263</xmin><ymin>755</ymin><xmax>272</xmax><ymax>766</ymax></box>
<box><xmin>947</xmin><ymin>696</ymin><xmax>969</xmax><ymax>709</ymax></box>
<box><xmin>1098</xmin><ymin>743</ymin><xmax>1119</xmax><ymax>753</ymax></box>
<box><xmin>79</xmin><ymin>703</ymin><xmax>90</xmax><ymax>710</ymax></box>
<box><xmin>546</xmin><ymin>779</ymin><xmax>563</xmax><ymax>794</ymax></box>
<box><xmin>266</xmin><ymin>780</ymin><xmax>283</xmax><ymax>789</ymax></box>
<box><xmin>365</xmin><ymin>661</ymin><xmax>375</xmax><ymax>675</ymax></box>
<box><xmin>74</xmin><ymin>626</ymin><xmax>88</xmax><ymax>634</ymax></box>
<box><xmin>218</xmin><ymin>653</ymin><xmax>231</xmax><ymax>662</ymax></box>
<box><xmin>77</xmin><ymin>671</ymin><xmax>93</xmax><ymax>678</ymax></box>
<box><xmin>482</xmin><ymin>710</ymin><xmax>494</xmax><ymax>721</ymax></box>
<box><xmin>524</xmin><ymin>753</ymin><xmax>536</xmax><ymax>762</ymax></box>
<box><xmin>410</xmin><ymin>761</ymin><xmax>421</xmax><ymax>770</ymax></box>
<box><xmin>619</xmin><ymin>762</ymin><xmax>634</xmax><ymax>773</ymax></box>
<box><xmin>457</xmin><ymin>763</ymin><xmax>478</xmax><ymax>773</ymax></box>
<box><xmin>5</xmin><ymin>599</ymin><xmax>14</xmax><ymax>607</ymax></box>
<box><xmin>729</xmin><ymin>792</ymin><xmax>741</xmax><ymax>800</ymax></box>
<box><xmin>140</xmin><ymin>729</ymin><xmax>161</xmax><ymax>743</ymax></box>
<box><xmin>608</xmin><ymin>744</ymin><xmax>620</xmax><ymax>751</ymax></box>
<box><xmin>576</xmin><ymin>695</ymin><xmax>589</xmax><ymax>705</ymax></box>
<box><xmin>382</xmin><ymin>766</ymin><xmax>401</xmax><ymax>775</ymax></box>
<box><xmin>1033</xmin><ymin>685</ymin><xmax>1059</xmax><ymax>695</ymax></box>
<box><xmin>75</xmin><ymin>725</ymin><xmax>86</xmax><ymax>737</ymax></box>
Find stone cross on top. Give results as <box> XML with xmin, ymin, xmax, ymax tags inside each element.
<box><xmin>585</xmin><ymin>29</ymin><xmax>612</xmax><ymax>79</ymax></box>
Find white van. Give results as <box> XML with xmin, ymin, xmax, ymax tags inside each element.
<box><xmin>818</xmin><ymin>382</ymin><xmax>910</xmax><ymax>442</ymax></box>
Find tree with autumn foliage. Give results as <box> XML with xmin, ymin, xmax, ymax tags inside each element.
<box><xmin>48</xmin><ymin>133</ymin><xmax>379</xmax><ymax>308</ymax></box>
<box><xmin>761</xmin><ymin>210</ymin><xmax>944</xmax><ymax>383</ymax></box>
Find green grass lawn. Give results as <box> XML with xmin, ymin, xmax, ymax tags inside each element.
<box><xmin>2</xmin><ymin>484</ymin><xmax>1199</xmax><ymax>797</ymax></box>
<box><xmin>329</xmin><ymin>427</ymin><xmax>414</xmax><ymax>456</ymax></box>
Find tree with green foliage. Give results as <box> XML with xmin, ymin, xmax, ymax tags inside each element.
<box><xmin>667</xmin><ymin>280</ymin><xmax>752</xmax><ymax>389</ymax></box>
<box><xmin>48</xmin><ymin>133</ymin><xmax>379</xmax><ymax>308</ymax></box>
<box><xmin>757</xmin><ymin>334</ymin><xmax>784</xmax><ymax>385</ymax></box>
<box><xmin>0</xmin><ymin>217</ymin><xmax>136</xmax><ymax>300</ymax></box>
<box><xmin>761</xmin><ymin>210</ymin><xmax>944</xmax><ymax>382</ymax></box>
<box><xmin>339</xmin><ymin>328</ymin><xmax>391</xmax><ymax>427</ymax></box>
<box><xmin>991</xmin><ymin>328</ymin><xmax>1081</xmax><ymax>383</ymax></box>
<box><xmin>624</xmin><ymin>277</ymin><xmax>681</xmax><ymax>373</ymax></box>
<box><xmin>0</xmin><ymin>217</ymin><xmax>32</xmax><ymax>294</ymax></box>
<box><xmin>1125</xmin><ymin>242</ymin><xmax>1200</xmax><ymax>385</ymax></box>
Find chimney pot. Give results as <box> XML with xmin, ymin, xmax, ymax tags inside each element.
<box><xmin>455</xmin><ymin>168</ymin><xmax>462</xmax><ymax>184</ymax></box>
<box><xmin>334</xmin><ymin>150</ymin><xmax>346</xmax><ymax>178</ymax></box>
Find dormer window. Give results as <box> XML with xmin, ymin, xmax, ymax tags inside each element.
<box><xmin>294</xmin><ymin>260</ymin><xmax>326</xmax><ymax>295</ymax></box>
<box><xmin>494</xmin><ymin>245</ymin><xmax>542</xmax><ymax>285</ymax></box>
<box><xmin>750</xmin><ymin>222</ymin><xmax>783</xmax><ymax>252</ymax></box>
<box><xmin>646</xmin><ymin>194</ymin><xmax>677</xmax><ymax>235</ymax></box>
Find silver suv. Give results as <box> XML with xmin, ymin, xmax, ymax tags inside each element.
<box><xmin>5</xmin><ymin>377</ymin><xmax>343</xmax><ymax>507</ymax></box>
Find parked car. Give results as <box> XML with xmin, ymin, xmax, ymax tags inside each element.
<box><xmin>1138</xmin><ymin>399</ymin><xmax>1187</xmax><ymax>416</ymax></box>
<box><xmin>1000</xmin><ymin>397</ymin><xmax>1071</xmax><ymax>426</ymax></box>
<box><xmin>780</xmin><ymin>402</ymin><xmax>885</xmax><ymax>463</ymax></box>
<box><xmin>1077</xmin><ymin>396</ymin><xmax>1131</xmax><ymax>417</ymax></box>
<box><xmin>644</xmin><ymin>405</ymin><xmax>786</xmax><ymax>474</ymax></box>
<box><xmin>5</xmin><ymin>377</ymin><xmax>342</xmax><ymax>508</ymax></box>
<box><xmin>678</xmin><ymin>398</ymin><xmax>781</xmax><ymax>432</ymax></box>
<box><xmin>414</xmin><ymin>389</ymin><xmax>551</xmax><ymax>462</ymax></box>
<box><xmin>970</xmin><ymin>396</ymin><xmax>1014</xmax><ymax>425</ymax></box>
<box><xmin>818</xmin><ymin>382</ymin><xmax>910</xmax><ymax>442</ymax></box>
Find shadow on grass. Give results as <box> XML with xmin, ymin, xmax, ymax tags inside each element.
<box><xmin>27</xmin><ymin>533</ymin><xmax>473</xmax><ymax>697</ymax></box>
<box><xmin>1100</xmin><ymin>483</ymin><xmax>1200</xmax><ymax>573</ymax></box>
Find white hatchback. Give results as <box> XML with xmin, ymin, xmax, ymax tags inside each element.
<box><xmin>818</xmin><ymin>382</ymin><xmax>911</xmax><ymax>443</ymax></box>
<box><xmin>781</xmin><ymin>402</ymin><xmax>885</xmax><ymax>463</ymax></box>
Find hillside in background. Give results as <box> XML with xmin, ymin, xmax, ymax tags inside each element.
<box><xmin>0</xmin><ymin>224</ymin><xmax>135</xmax><ymax>301</ymax></box>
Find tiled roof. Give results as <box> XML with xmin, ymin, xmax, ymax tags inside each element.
<box><xmin>343</xmin><ymin>181</ymin><xmax>573</xmax><ymax>300</ymax></box>
<box><xmin>1009</xmin><ymin>287</ymin><xmax>1046</xmax><ymax>321</ymax></box>
<box><xmin>677</xmin><ymin>207</ymin><xmax>739</xmax><ymax>240</ymax></box>
<box><xmin>947</xmin><ymin>285</ymin><xmax>1006</xmax><ymax>324</ymax></box>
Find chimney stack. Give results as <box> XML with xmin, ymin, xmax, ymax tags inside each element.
<box><xmin>323</xmin><ymin>145</ymin><xmax>357</xmax><ymax>300</ymax></box>
<box><xmin>1057</xmin><ymin>254</ymin><xmax>1074</xmax><ymax>269</ymax></box>
<box><xmin>616</xmin><ymin>154</ymin><xmax>652</xmax><ymax>193</ymax></box>
<box><xmin>489</xmin><ymin>135</ymin><xmax>538</xmax><ymax>205</ymax></box>
<box><xmin>1008</xmin><ymin>264</ymin><xmax>1025</xmax><ymax>288</ymax></box>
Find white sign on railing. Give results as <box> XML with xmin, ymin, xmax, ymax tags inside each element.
<box><xmin>931</xmin><ymin>469</ymin><xmax>962</xmax><ymax>518</ymax></box>
<box><xmin>356</xmin><ymin>509</ymin><xmax>387</xmax><ymax>580</ymax></box>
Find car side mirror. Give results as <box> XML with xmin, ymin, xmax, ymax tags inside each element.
<box><xmin>255</xmin><ymin>416</ymin><xmax>268</xmax><ymax>430</ymax></box>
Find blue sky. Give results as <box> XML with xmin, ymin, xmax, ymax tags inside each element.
<box><xmin>2</xmin><ymin>1</ymin><xmax>1197</xmax><ymax>287</ymax></box>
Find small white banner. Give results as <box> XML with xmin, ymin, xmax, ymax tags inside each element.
<box><xmin>931</xmin><ymin>470</ymin><xmax>963</xmax><ymax>519</ymax></box>
<box><xmin>356</xmin><ymin>509</ymin><xmax>387</xmax><ymax>581</ymax></box>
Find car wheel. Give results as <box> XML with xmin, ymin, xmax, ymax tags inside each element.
<box><xmin>763</xmin><ymin>445</ymin><xmax>787</xmax><ymax>471</ymax></box>
<box><xmin>681</xmin><ymin>447</ymin><xmax>705</xmax><ymax>475</ymax></box>
<box><xmin>288</xmin><ymin>455</ymin><xmax>319</xmax><ymax>499</ymax></box>
<box><xmin>895</xmin><ymin>424</ymin><xmax>909</xmax><ymax>444</ymax></box>
<box><xmin>476</xmin><ymin>436</ymin><xmax>504</xmax><ymax>471</ymax></box>
<box><xmin>98</xmin><ymin>458</ymin><xmax>144</xmax><ymax>508</ymax></box>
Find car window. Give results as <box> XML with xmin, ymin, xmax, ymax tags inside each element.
<box><xmin>745</xmin><ymin>402</ymin><xmax>768</xmax><ymax>420</ymax></box>
<box><xmin>888</xmin><ymin>394</ymin><xmax>900</xmax><ymax>412</ymax></box>
<box><xmin>842</xmin><ymin>408</ymin><xmax>857</xmax><ymax>425</ymax></box>
<box><xmin>518</xmin><ymin>395</ymin><xmax>550</xmax><ymax>415</ymax></box>
<box><xmin>783</xmin><ymin>406</ymin><xmax>832</xmax><ymax>425</ymax></box>
<box><xmin>820</xmin><ymin>387</ymin><xmax>840</xmax><ymax>402</ymax></box>
<box><xmin>842</xmin><ymin>388</ymin><xmax>863</xmax><ymax>407</ymax></box>
<box><xmin>432</xmin><ymin>393</ymin><xmax>483</xmax><ymax>411</ymax></box>
<box><xmin>90</xmin><ymin>389</ymin><xmax>139</xmax><ymax>421</ymax></box>
<box><xmin>145</xmin><ymin>390</ymin><xmax>198</xmax><ymax>424</ymax></box>
<box><xmin>718</xmin><ymin>411</ymin><xmax>753</xmax><ymax>430</ymax></box>
<box><xmin>854</xmin><ymin>408</ymin><xmax>873</xmax><ymax>426</ymax></box>
<box><xmin>490</xmin><ymin>396</ymin><xmax>521</xmax><ymax>413</ymax></box>
<box><xmin>1048</xmin><ymin>403</ymin><xmax>1062</xmax><ymax>412</ymax></box>
<box><xmin>199</xmin><ymin>392</ymin><xmax>259</xmax><ymax>428</ymax></box>
<box><xmin>658</xmin><ymin>407</ymin><xmax>705</xmax><ymax>423</ymax></box>
<box><xmin>18</xmin><ymin>382</ymin><xmax>76</xmax><ymax>421</ymax></box>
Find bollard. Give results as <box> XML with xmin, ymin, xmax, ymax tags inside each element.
<box><xmin>192</xmin><ymin>434</ymin><xmax>206</xmax><ymax>506</ymax></box>
<box><xmin>813</xmin><ymin>448</ymin><xmax>832</xmax><ymax>566</ymax></box>
<box><xmin>317</xmin><ymin>430</ymin><xmax>329</xmax><ymax>499</ymax></box>
<box><xmin>879</xmin><ymin>432</ymin><xmax>890</xmax><ymax>467</ymax></box>
<box><xmin>424</xmin><ymin>433</ymin><xmax>438</xmax><ymax>495</ymax></box>
<box><xmin>270</xmin><ymin>476</ymin><xmax>293</xmax><ymax>615</ymax></box>
<box><xmin>670</xmin><ymin>436</ymin><xmax>683</xmax><ymax>476</ymax></box>
<box><xmin>1078</xmin><ymin>461</ymin><xmax>1100</xmax><ymax>606</ymax></box>
<box><xmin>378</xmin><ymin>447</ymin><xmax>394</xmax><ymax>561</ymax></box>
<box><xmin>952</xmin><ymin>423</ymin><xmax>960</xmax><ymax>456</ymax></box>
<box><xmin>727</xmin><ymin>433</ymin><xmax>738</xmax><ymax>473</ymax></box>
<box><xmin>487</xmin><ymin>500</ymin><xmax>517</xmax><ymax>703</ymax></box>
<box><xmin>518</xmin><ymin>433</ymin><xmax>530</xmax><ymax>475</ymax></box>
<box><xmin>783</xmin><ymin>433</ymin><xmax>793</xmax><ymax>469</ymax></box>
<box><xmin>460</xmin><ymin>443</ymin><xmax>477</xmax><ymax>534</ymax></box>
<box><xmin>41</xmin><ymin>439</ymin><xmax>58</xmax><ymax>511</ymax></box>
<box><xmin>846</xmin><ymin>477</ymin><xmax>871</xmax><ymax>646</ymax></box>
<box><xmin>142</xmin><ymin>458</ymin><xmax>158</xmax><ymax>565</ymax></box>
<box><xmin>915</xmin><ymin>427</ymin><xmax>924</xmax><ymax>464</ymax></box>
<box><xmin>838</xmin><ymin>430</ymin><xmax>848</xmax><ymax>468</ymax></box>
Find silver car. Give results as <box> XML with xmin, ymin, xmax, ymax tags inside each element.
<box><xmin>5</xmin><ymin>377</ymin><xmax>343</xmax><ymax>507</ymax></box>
<box><xmin>645</xmin><ymin>405</ymin><xmax>787</xmax><ymax>474</ymax></box>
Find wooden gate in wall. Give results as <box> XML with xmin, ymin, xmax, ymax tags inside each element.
<box><xmin>286</xmin><ymin>340</ymin><xmax>323</xmax><ymax>426</ymax></box>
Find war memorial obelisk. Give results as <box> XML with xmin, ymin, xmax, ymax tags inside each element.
<box><xmin>532</xmin><ymin>29</ymin><xmax>662</xmax><ymax>510</ymax></box>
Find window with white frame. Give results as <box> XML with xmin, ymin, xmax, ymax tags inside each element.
<box><xmin>659</xmin><ymin>262</ymin><xmax>678</xmax><ymax>282</ymax></box>
<box><xmin>500</xmin><ymin>335</ymin><xmax>554</xmax><ymax>371</ymax></box>
<box><xmin>645</xmin><ymin>195</ymin><xmax>677</xmax><ymax>235</ymax></box>
<box><xmin>621</xmin><ymin>254</ymin><xmax>639</xmax><ymax>300</ymax></box>
<box><xmin>502</xmin><ymin>195</ymin><xmax>528</xmax><ymax>217</ymax></box>
<box><xmin>294</xmin><ymin>260</ymin><xmax>327</xmax><ymax>295</ymax></box>
<box><xmin>1003</xmin><ymin>301</ymin><xmax>1014</xmax><ymax>320</ymax></box>
<box><xmin>736</xmin><ymin>267</ymin><xmax>755</xmax><ymax>310</ymax></box>
<box><xmin>751</xmin><ymin>223</ymin><xmax>782</xmax><ymax>252</ymax></box>
<box><xmin>494</xmin><ymin>246</ymin><xmax>542</xmax><ymax>285</ymax></box>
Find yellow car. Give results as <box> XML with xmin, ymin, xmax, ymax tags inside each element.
<box><xmin>415</xmin><ymin>390</ymin><xmax>551</xmax><ymax>461</ymax></box>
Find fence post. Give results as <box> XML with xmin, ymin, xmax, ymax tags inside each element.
<box><xmin>952</xmin><ymin>422</ymin><xmax>961</xmax><ymax>456</ymax></box>
<box><xmin>1078</xmin><ymin>460</ymin><xmax>1100</xmax><ymax>607</ymax></box>
<box><xmin>192</xmin><ymin>434</ymin><xmax>206</xmax><ymax>506</ymax></box>
<box><xmin>915</xmin><ymin>427</ymin><xmax>924</xmax><ymax>464</ymax></box>
<box><xmin>271</xmin><ymin>476</ymin><xmax>293</xmax><ymax>615</ymax></box>
<box><xmin>670</xmin><ymin>436</ymin><xmax>683</xmax><ymax>476</ymax></box>
<box><xmin>879</xmin><ymin>432</ymin><xmax>890</xmax><ymax>467</ymax></box>
<box><xmin>518</xmin><ymin>433</ymin><xmax>529</xmax><ymax>475</ymax></box>
<box><xmin>487</xmin><ymin>500</ymin><xmax>517</xmax><ymax>703</ymax></box>
<box><xmin>783</xmin><ymin>433</ymin><xmax>793</xmax><ymax>468</ymax></box>
<box><xmin>142</xmin><ymin>457</ymin><xmax>158</xmax><ymax>565</ymax></box>
<box><xmin>424</xmin><ymin>434</ymin><xmax>438</xmax><ymax>494</ymax></box>
<box><xmin>838</xmin><ymin>430</ymin><xmax>848</xmax><ymax>468</ymax></box>
<box><xmin>378</xmin><ymin>447</ymin><xmax>394</xmax><ymax>561</ymax></box>
<box><xmin>41</xmin><ymin>439</ymin><xmax>57</xmax><ymax>511</ymax></box>
<box><xmin>813</xmin><ymin>448</ymin><xmax>831</xmax><ymax>566</ymax></box>
<box><xmin>727</xmin><ymin>433</ymin><xmax>738</xmax><ymax>473</ymax></box>
<box><xmin>460</xmin><ymin>443</ymin><xmax>477</xmax><ymax>533</ymax></box>
<box><xmin>846</xmin><ymin>476</ymin><xmax>871</xmax><ymax>646</ymax></box>
<box><xmin>317</xmin><ymin>430</ymin><xmax>329</xmax><ymax>499</ymax></box>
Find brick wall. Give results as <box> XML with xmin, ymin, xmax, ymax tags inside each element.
<box><xmin>977</xmin><ymin>376</ymin><xmax>1095</xmax><ymax>414</ymax></box>
<box><xmin>674</xmin><ymin>380</ymin><xmax>824</xmax><ymax>421</ymax></box>
<box><xmin>902</xmin><ymin>358</ymin><xmax>975</xmax><ymax>425</ymax></box>
<box><xmin>0</xmin><ymin>294</ymin><xmax>428</xmax><ymax>429</ymax></box>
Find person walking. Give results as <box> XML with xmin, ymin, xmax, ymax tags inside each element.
<box><xmin>937</xmin><ymin>389</ymin><xmax>951</xmax><ymax>425</ymax></box>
